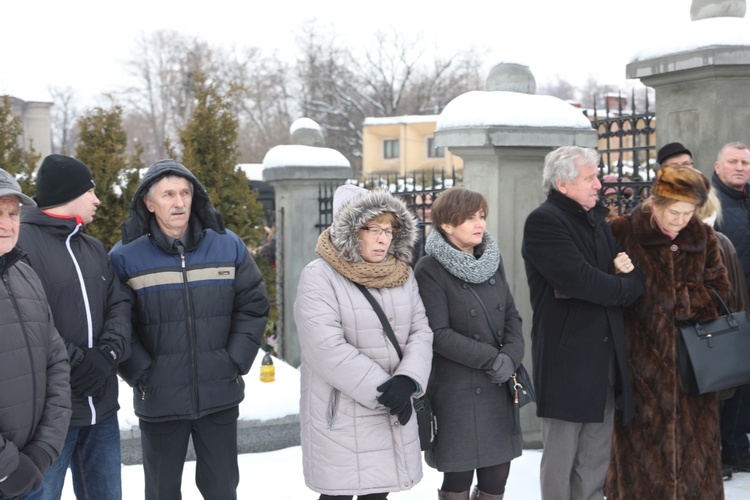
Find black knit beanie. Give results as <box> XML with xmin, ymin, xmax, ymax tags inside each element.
<box><xmin>35</xmin><ymin>155</ymin><xmax>96</xmax><ymax>209</ymax></box>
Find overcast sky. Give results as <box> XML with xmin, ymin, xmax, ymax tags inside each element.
<box><xmin>1</xmin><ymin>0</ymin><xmax>746</xmax><ymax>105</ymax></box>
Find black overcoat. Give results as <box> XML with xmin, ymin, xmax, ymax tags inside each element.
<box><xmin>522</xmin><ymin>191</ymin><xmax>643</xmax><ymax>423</ymax></box>
<box><xmin>415</xmin><ymin>251</ymin><xmax>524</xmax><ymax>472</ymax></box>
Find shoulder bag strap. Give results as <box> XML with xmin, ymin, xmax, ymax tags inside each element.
<box><xmin>355</xmin><ymin>283</ymin><xmax>404</xmax><ymax>360</ymax></box>
<box><xmin>465</xmin><ymin>283</ymin><xmax>503</xmax><ymax>346</ymax></box>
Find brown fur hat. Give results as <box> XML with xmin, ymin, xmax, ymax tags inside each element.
<box><xmin>651</xmin><ymin>165</ymin><xmax>709</xmax><ymax>207</ymax></box>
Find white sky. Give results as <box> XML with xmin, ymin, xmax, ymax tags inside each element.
<box><xmin>4</xmin><ymin>0</ymin><xmax>744</xmax><ymax>106</ymax></box>
<box><xmin>100</xmin><ymin>351</ymin><xmax>750</xmax><ymax>499</ymax></box>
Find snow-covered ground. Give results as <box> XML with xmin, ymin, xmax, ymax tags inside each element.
<box><xmin>58</xmin><ymin>352</ymin><xmax>750</xmax><ymax>499</ymax></box>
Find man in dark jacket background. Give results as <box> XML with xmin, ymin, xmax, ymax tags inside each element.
<box><xmin>522</xmin><ymin>146</ymin><xmax>644</xmax><ymax>500</ymax></box>
<box><xmin>0</xmin><ymin>168</ymin><xmax>72</xmax><ymax>500</ymax></box>
<box><xmin>109</xmin><ymin>159</ymin><xmax>269</xmax><ymax>500</ymax></box>
<box><xmin>17</xmin><ymin>155</ymin><xmax>132</xmax><ymax>500</ymax></box>
<box><xmin>712</xmin><ymin>141</ymin><xmax>750</xmax><ymax>473</ymax></box>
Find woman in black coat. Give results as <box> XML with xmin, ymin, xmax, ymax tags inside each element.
<box><xmin>415</xmin><ymin>187</ymin><xmax>524</xmax><ymax>500</ymax></box>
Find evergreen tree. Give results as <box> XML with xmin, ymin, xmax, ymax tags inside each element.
<box><xmin>179</xmin><ymin>75</ymin><xmax>277</xmax><ymax>337</ymax></box>
<box><xmin>0</xmin><ymin>95</ymin><xmax>40</xmax><ymax>194</ymax></box>
<box><xmin>75</xmin><ymin>106</ymin><xmax>142</xmax><ymax>250</ymax></box>
<box><xmin>179</xmin><ymin>75</ymin><xmax>265</xmax><ymax>247</ymax></box>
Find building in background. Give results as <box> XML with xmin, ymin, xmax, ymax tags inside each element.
<box><xmin>361</xmin><ymin>114</ymin><xmax>463</xmax><ymax>177</ymax></box>
<box><xmin>8</xmin><ymin>95</ymin><xmax>52</xmax><ymax>164</ymax></box>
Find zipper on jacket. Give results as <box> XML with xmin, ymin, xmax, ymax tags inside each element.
<box><xmin>176</xmin><ymin>242</ymin><xmax>199</xmax><ymax>417</ymax></box>
<box><xmin>3</xmin><ymin>272</ymin><xmax>39</xmax><ymax>435</ymax></box>
<box><xmin>66</xmin><ymin>224</ymin><xmax>97</xmax><ymax>425</ymax></box>
<box><xmin>327</xmin><ymin>388</ymin><xmax>340</xmax><ymax>429</ymax></box>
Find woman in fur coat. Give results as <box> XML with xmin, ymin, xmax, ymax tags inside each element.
<box><xmin>605</xmin><ymin>166</ymin><xmax>730</xmax><ymax>499</ymax></box>
<box><xmin>415</xmin><ymin>188</ymin><xmax>524</xmax><ymax>500</ymax></box>
<box><xmin>294</xmin><ymin>185</ymin><xmax>433</xmax><ymax>500</ymax></box>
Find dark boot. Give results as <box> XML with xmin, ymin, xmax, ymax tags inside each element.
<box><xmin>438</xmin><ymin>489</ymin><xmax>470</xmax><ymax>500</ymax></box>
<box><xmin>470</xmin><ymin>485</ymin><xmax>504</xmax><ymax>500</ymax></box>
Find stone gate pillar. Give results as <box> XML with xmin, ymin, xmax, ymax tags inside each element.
<box><xmin>434</xmin><ymin>63</ymin><xmax>598</xmax><ymax>445</ymax></box>
<box><xmin>627</xmin><ymin>4</ymin><xmax>750</xmax><ymax>175</ymax></box>
<box><xmin>263</xmin><ymin>118</ymin><xmax>352</xmax><ymax>367</ymax></box>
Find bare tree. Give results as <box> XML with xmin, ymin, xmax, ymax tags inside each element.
<box><xmin>121</xmin><ymin>30</ymin><xmax>222</xmax><ymax>164</ymax></box>
<box><xmin>48</xmin><ymin>86</ymin><xmax>79</xmax><ymax>155</ymax></box>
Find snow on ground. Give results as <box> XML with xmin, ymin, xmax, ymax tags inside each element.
<box><xmin>58</xmin><ymin>352</ymin><xmax>750</xmax><ymax>498</ymax></box>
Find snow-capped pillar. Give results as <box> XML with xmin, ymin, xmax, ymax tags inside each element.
<box><xmin>263</xmin><ymin>118</ymin><xmax>352</xmax><ymax>367</ymax></box>
<box><xmin>435</xmin><ymin>62</ymin><xmax>597</xmax><ymax>446</ymax></box>
<box><xmin>626</xmin><ymin>7</ymin><xmax>750</xmax><ymax>176</ymax></box>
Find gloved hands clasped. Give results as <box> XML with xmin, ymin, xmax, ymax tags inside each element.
<box><xmin>377</xmin><ymin>375</ymin><xmax>416</xmax><ymax>425</ymax></box>
<box><xmin>70</xmin><ymin>346</ymin><xmax>117</xmax><ymax>397</ymax></box>
<box><xmin>486</xmin><ymin>353</ymin><xmax>515</xmax><ymax>384</ymax></box>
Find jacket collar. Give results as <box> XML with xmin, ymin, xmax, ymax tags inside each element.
<box><xmin>21</xmin><ymin>206</ymin><xmax>84</xmax><ymax>238</ymax></box>
<box><xmin>712</xmin><ymin>172</ymin><xmax>748</xmax><ymax>201</ymax></box>
<box><xmin>547</xmin><ymin>189</ymin><xmax>608</xmax><ymax>227</ymax></box>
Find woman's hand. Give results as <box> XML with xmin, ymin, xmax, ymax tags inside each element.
<box><xmin>486</xmin><ymin>353</ymin><xmax>515</xmax><ymax>384</ymax></box>
<box><xmin>377</xmin><ymin>376</ymin><xmax>415</xmax><ymax>425</ymax></box>
<box><xmin>614</xmin><ymin>251</ymin><xmax>635</xmax><ymax>274</ymax></box>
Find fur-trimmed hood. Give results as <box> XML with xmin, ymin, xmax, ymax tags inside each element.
<box><xmin>331</xmin><ymin>187</ymin><xmax>417</xmax><ymax>264</ymax></box>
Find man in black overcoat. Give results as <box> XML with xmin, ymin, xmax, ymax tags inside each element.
<box><xmin>522</xmin><ymin>146</ymin><xmax>644</xmax><ymax>500</ymax></box>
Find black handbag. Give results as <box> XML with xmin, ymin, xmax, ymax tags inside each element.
<box><xmin>465</xmin><ymin>284</ymin><xmax>535</xmax><ymax>434</ymax></box>
<box><xmin>677</xmin><ymin>286</ymin><xmax>750</xmax><ymax>395</ymax></box>
<box><xmin>355</xmin><ymin>284</ymin><xmax>437</xmax><ymax>451</ymax></box>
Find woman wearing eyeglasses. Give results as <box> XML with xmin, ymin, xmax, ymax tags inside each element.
<box><xmin>414</xmin><ymin>187</ymin><xmax>524</xmax><ymax>500</ymax></box>
<box><xmin>294</xmin><ymin>185</ymin><xmax>433</xmax><ymax>500</ymax></box>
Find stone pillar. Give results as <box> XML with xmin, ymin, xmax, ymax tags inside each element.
<box><xmin>263</xmin><ymin>118</ymin><xmax>352</xmax><ymax>367</ymax></box>
<box><xmin>626</xmin><ymin>7</ymin><xmax>750</xmax><ymax>175</ymax></box>
<box><xmin>434</xmin><ymin>62</ymin><xmax>598</xmax><ymax>445</ymax></box>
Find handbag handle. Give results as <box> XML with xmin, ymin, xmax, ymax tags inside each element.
<box><xmin>707</xmin><ymin>285</ymin><xmax>732</xmax><ymax>316</ymax></box>
<box><xmin>355</xmin><ymin>283</ymin><xmax>403</xmax><ymax>360</ymax></box>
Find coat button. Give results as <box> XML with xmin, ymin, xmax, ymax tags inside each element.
<box><xmin>489</xmin><ymin>278</ymin><xmax>496</xmax><ymax>285</ymax></box>
<box><xmin>404</xmin><ymin>482</ymin><xmax>410</xmax><ymax>487</ymax></box>
<box><xmin>475</xmin><ymin>387</ymin><xmax>482</xmax><ymax>395</ymax></box>
<box><xmin>473</xmin><ymin>335</ymin><xmax>481</xmax><ymax>341</ymax></box>
<box><xmin>462</xmin><ymin>283</ymin><xmax>468</xmax><ymax>289</ymax></box>
<box><xmin>388</xmin><ymin>317</ymin><xmax>394</xmax><ymax>323</ymax></box>
<box><xmin>603</xmin><ymin>337</ymin><xmax>609</xmax><ymax>342</ymax></box>
<box><xmin>470</xmin><ymin>309</ymin><xmax>477</xmax><ymax>316</ymax></box>
<box><xmin>498</xmin><ymin>304</ymin><xmax>504</xmax><ymax>311</ymax></box>
<box><xmin>670</xmin><ymin>244</ymin><xmax>678</xmax><ymax>252</ymax></box>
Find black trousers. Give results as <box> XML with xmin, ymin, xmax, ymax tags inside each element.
<box><xmin>139</xmin><ymin>406</ymin><xmax>240</xmax><ymax>500</ymax></box>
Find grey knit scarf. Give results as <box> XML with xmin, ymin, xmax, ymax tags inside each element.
<box><xmin>424</xmin><ymin>229</ymin><xmax>500</xmax><ymax>284</ymax></box>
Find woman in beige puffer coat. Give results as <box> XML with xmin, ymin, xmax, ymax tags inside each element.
<box><xmin>294</xmin><ymin>185</ymin><xmax>433</xmax><ymax>499</ymax></box>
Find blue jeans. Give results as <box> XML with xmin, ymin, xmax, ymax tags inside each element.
<box><xmin>720</xmin><ymin>382</ymin><xmax>750</xmax><ymax>463</ymax></box>
<box><xmin>41</xmin><ymin>413</ymin><xmax>122</xmax><ymax>500</ymax></box>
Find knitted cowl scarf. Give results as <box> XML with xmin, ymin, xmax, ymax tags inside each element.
<box><xmin>424</xmin><ymin>228</ymin><xmax>500</xmax><ymax>284</ymax></box>
<box><xmin>315</xmin><ymin>187</ymin><xmax>417</xmax><ymax>289</ymax></box>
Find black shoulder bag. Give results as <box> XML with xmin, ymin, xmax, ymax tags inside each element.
<box><xmin>355</xmin><ymin>283</ymin><xmax>437</xmax><ymax>451</ymax></box>
<box><xmin>465</xmin><ymin>284</ymin><xmax>535</xmax><ymax>435</ymax></box>
<box><xmin>678</xmin><ymin>286</ymin><xmax>750</xmax><ymax>395</ymax></box>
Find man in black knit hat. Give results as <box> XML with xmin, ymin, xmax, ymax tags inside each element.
<box><xmin>16</xmin><ymin>154</ymin><xmax>132</xmax><ymax>500</ymax></box>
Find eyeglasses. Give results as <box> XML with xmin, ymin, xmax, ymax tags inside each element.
<box><xmin>663</xmin><ymin>160</ymin><xmax>693</xmax><ymax>168</ymax></box>
<box><xmin>361</xmin><ymin>226</ymin><xmax>397</xmax><ymax>238</ymax></box>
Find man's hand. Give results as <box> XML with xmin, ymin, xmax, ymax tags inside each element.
<box><xmin>70</xmin><ymin>347</ymin><xmax>116</xmax><ymax>396</ymax></box>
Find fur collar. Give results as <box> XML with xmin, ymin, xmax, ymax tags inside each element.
<box><xmin>627</xmin><ymin>205</ymin><xmax>707</xmax><ymax>253</ymax></box>
<box><xmin>331</xmin><ymin>188</ymin><xmax>417</xmax><ymax>264</ymax></box>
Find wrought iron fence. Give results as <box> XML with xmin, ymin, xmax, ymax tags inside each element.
<box><xmin>585</xmin><ymin>90</ymin><xmax>656</xmax><ymax>216</ymax></box>
<box><xmin>317</xmin><ymin>168</ymin><xmax>458</xmax><ymax>261</ymax></box>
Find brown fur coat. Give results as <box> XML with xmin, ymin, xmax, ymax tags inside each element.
<box><xmin>606</xmin><ymin>205</ymin><xmax>730</xmax><ymax>500</ymax></box>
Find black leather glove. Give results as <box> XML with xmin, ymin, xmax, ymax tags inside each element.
<box><xmin>23</xmin><ymin>443</ymin><xmax>52</xmax><ymax>475</ymax></box>
<box><xmin>486</xmin><ymin>353</ymin><xmax>515</xmax><ymax>384</ymax></box>
<box><xmin>377</xmin><ymin>376</ymin><xmax>415</xmax><ymax>425</ymax></box>
<box><xmin>70</xmin><ymin>347</ymin><xmax>116</xmax><ymax>397</ymax></box>
<box><xmin>0</xmin><ymin>453</ymin><xmax>43</xmax><ymax>498</ymax></box>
